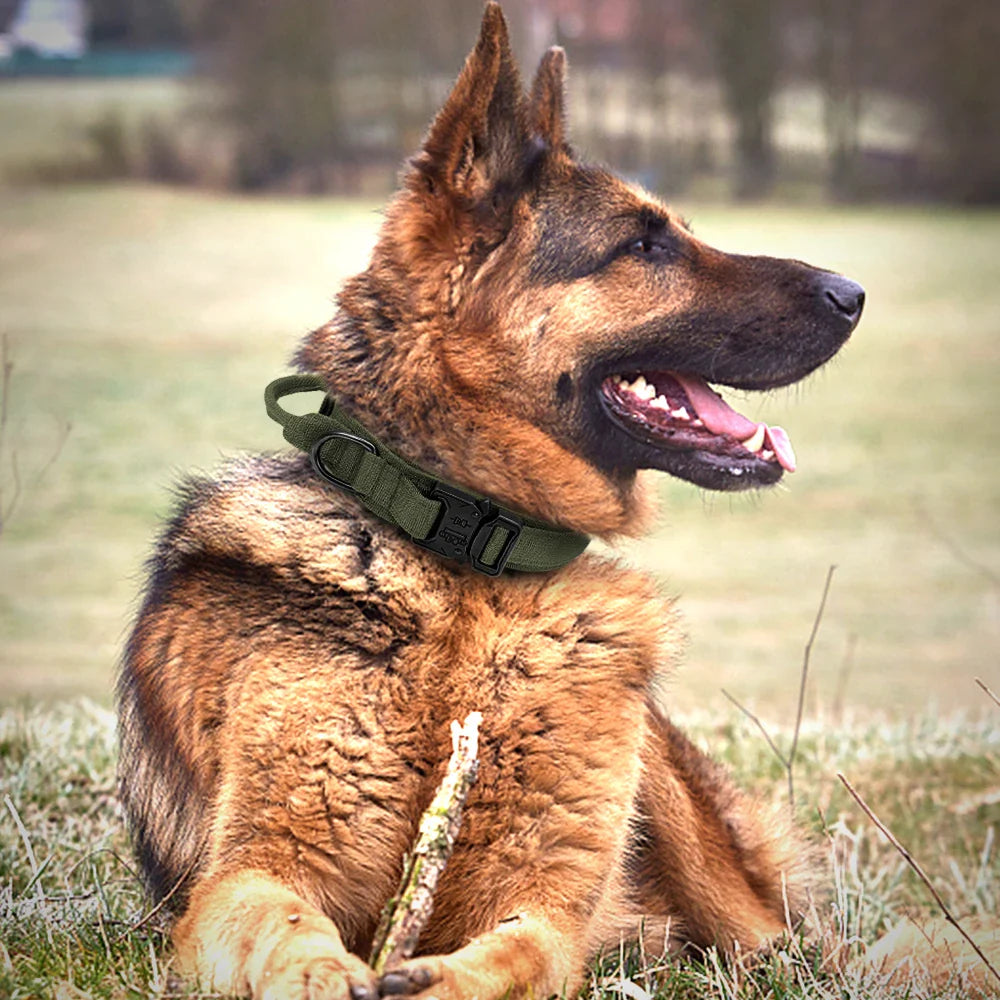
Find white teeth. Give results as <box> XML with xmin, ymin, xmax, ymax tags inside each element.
<box><xmin>631</xmin><ymin>376</ymin><xmax>655</xmax><ymax>401</ymax></box>
<box><xmin>618</xmin><ymin>377</ymin><xmax>629</xmax><ymax>390</ymax></box>
<box><xmin>627</xmin><ymin>374</ymin><xmax>656</xmax><ymax>400</ymax></box>
<box><xmin>650</xmin><ymin>394</ymin><xmax>669</xmax><ymax>410</ymax></box>
<box><xmin>741</xmin><ymin>424</ymin><xmax>766</xmax><ymax>453</ymax></box>
<box><xmin>761</xmin><ymin>449</ymin><xmax>775</xmax><ymax>461</ymax></box>
<box><xmin>691</xmin><ymin>418</ymin><xmax>704</xmax><ymax>428</ymax></box>
<box><xmin>670</xmin><ymin>406</ymin><xmax>690</xmax><ymax>421</ymax></box>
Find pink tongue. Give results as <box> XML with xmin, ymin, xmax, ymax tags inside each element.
<box><xmin>671</xmin><ymin>372</ymin><xmax>796</xmax><ymax>473</ymax></box>
<box><xmin>672</xmin><ymin>372</ymin><xmax>759</xmax><ymax>439</ymax></box>
<box><xmin>764</xmin><ymin>425</ymin><xmax>796</xmax><ymax>473</ymax></box>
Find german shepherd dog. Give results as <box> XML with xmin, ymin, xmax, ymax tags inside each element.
<box><xmin>119</xmin><ymin>6</ymin><xmax>872</xmax><ymax>998</ymax></box>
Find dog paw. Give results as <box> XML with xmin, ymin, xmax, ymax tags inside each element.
<box><xmin>378</xmin><ymin>958</ymin><xmax>444</xmax><ymax>998</ymax></box>
<box><xmin>261</xmin><ymin>947</ymin><xmax>379</xmax><ymax>1000</ymax></box>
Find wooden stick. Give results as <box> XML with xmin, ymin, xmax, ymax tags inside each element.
<box><xmin>370</xmin><ymin>712</ymin><xmax>482</xmax><ymax>974</ymax></box>
<box><xmin>975</xmin><ymin>677</ymin><xmax>1000</xmax><ymax>711</ymax></box>
<box><xmin>837</xmin><ymin>771</ymin><xmax>1000</xmax><ymax>988</ymax></box>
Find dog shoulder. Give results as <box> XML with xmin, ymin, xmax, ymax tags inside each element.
<box><xmin>513</xmin><ymin>555</ymin><xmax>685</xmax><ymax>692</ymax></box>
<box><xmin>152</xmin><ymin>454</ymin><xmax>380</xmax><ymax>587</ymax></box>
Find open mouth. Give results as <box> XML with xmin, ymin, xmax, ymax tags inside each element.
<box><xmin>599</xmin><ymin>371</ymin><xmax>796</xmax><ymax>490</ymax></box>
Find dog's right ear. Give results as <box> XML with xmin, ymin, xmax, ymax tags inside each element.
<box><xmin>411</xmin><ymin>2</ymin><xmax>527</xmax><ymax>201</ymax></box>
<box><xmin>530</xmin><ymin>46</ymin><xmax>569</xmax><ymax>152</ymax></box>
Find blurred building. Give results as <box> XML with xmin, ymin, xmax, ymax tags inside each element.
<box><xmin>1</xmin><ymin>0</ymin><xmax>86</xmax><ymax>59</ymax></box>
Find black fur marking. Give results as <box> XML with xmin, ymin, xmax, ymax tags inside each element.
<box><xmin>555</xmin><ymin>371</ymin><xmax>573</xmax><ymax>404</ymax></box>
<box><xmin>529</xmin><ymin>170</ymin><xmax>680</xmax><ymax>285</ymax></box>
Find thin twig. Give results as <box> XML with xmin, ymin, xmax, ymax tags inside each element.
<box><xmin>721</xmin><ymin>688</ymin><xmax>788</xmax><ymax>768</ymax></box>
<box><xmin>4</xmin><ymin>449</ymin><xmax>21</xmax><ymax>525</ymax></box>
<box><xmin>119</xmin><ymin>856</ymin><xmax>199</xmax><ymax>940</ymax></box>
<box><xmin>837</xmin><ymin>772</ymin><xmax>1000</xmax><ymax>988</ymax></box>
<box><xmin>723</xmin><ymin>567</ymin><xmax>836</xmax><ymax>813</ymax></box>
<box><xmin>32</xmin><ymin>419</ymin><xmax>72</xmax><ymax>489</ymax></box>
<box><xmin>787</xmin><ymin>565</ymin><xmax>836</xmax><ymax>808</ymax></box>
<box><xmin>975</xmin><ymin>677</ymin><xmax>1000</xmax><ymax>711</ymax></box>
<box><xmin>0</xmin><ymin>333</ymin><xmax>71</xmax><ymax>533</ymax></box>
<box><xmin>0</xmin><ymin>334</ymin><xmax>11</xmax><ymax>462</ymax></box>
<box><xmin>370</xmin><ymin>712</ymin><xmax>481</xmax><ymax>974</ymax></box>
<box><xmin>916</xmin><ymin>500</ymin><xmax>1000</xmax><ymax>588</ymax></box>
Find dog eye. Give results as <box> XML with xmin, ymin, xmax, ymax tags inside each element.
<box><xmin>628</xmin><ymin>235</ymin><xmax>672</xmax><ymax>260</ymax></box>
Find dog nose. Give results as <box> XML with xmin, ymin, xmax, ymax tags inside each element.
<box><xmin>821</xmin><ymin>273</ymin><xmax>865</xmax><ymax>327</ymax></box>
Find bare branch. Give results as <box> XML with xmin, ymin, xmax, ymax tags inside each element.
<box><xmin>723</xmin><ymin>567</ymin><xmax>836</xmax><ymax>813</ymax></box>
<box><xmin>0</xmin><ymin>334</ymin><xmax>11</xmax><ymax>448</ymax></box>
<box><xmin>0</xmin><ymin>334</ymin><xmax>71</xmax><ymax>536</ymax></box>
<box><xmin>975</xmin><ymin>677</ymin><xmax>1000</xmax><ymax>711</ymax></box>
<box><xmin>3</xmin><ymin>449</ymin><xmax>21</xmax><ymax>526</ymax></box>
<box><xmin>916</xmin><ymin>500</ymin><xmax>999</xmax><ymax>588</ymax></box>
<box><xmin>370</xmin><ymin>712</ymin><xmax>481</xmax><ymax>974</ymax></box>
<box><xmin>721</xmin><ymin>688</ymin><xmax>788</xmax><ymax>769</ymax></box>
<box><xmin>837</xmin><ymin>772</ymin><xmax>1000</xmax><ymax>988</ymax></box>
<box><xmin>119</xmin><ymin>855</ymin><xmax>199</xmax><ymax>940</ymax></box>
<box><xmin>33</xmin><ymin>419</ymin><xmax>72</xmax><ymax>489</ymax></box>
<box><xmin>787</xmin><ymin>565</ymin><xmax>836</xmax><ymax>808</ymax></box>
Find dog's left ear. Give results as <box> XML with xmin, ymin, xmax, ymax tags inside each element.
<box><xmin>411</xmin><ymin>2</ymin><xmax>528</xmax><ymax>202</ymax></box>
<box><xmin>530</xmin><ymin>46</ymin><xmax>569</xmax><ymax>152</ymax></box>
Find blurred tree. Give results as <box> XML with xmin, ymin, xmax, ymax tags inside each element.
<box><xmin>182</xmin><ymin>0</ymin><xmax>345</xmax><ymax>190</ymax></box>
<box><xmin>840</xmin><ymin>0</ymin><xmax>1000</xmax><ymax>203</ymax></box>
<box><xmin>917</xmin><ymin>0</ymin><xmax>1000</xmax><ymax>203</ymax></box>
<box><xmin>177</xmin><ymin>0</ymin><xmax>540</xmax><ymax>192</ymax></box>
<box><xmin>696</xmin><ymin>0</ymin><xmax>779</xmax><ymax>199</ymax></box>
<box><xmin>88</xmin><ymin>0</ymin><xmax>188</xmax><ymax>47</ymax></box>
<box><xmin>632</xmin><ymin>0</ymin><xmax>670</xmax><ymax>177</ymax></box>
<box><xmin>815</xmin><ymin>0</ymin><xmax>862</xmax><ymax>200</ymax></box>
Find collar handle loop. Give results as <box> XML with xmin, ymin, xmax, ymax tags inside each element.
<box><xmin>264</xmin><ymin>375</ymin><xmax>589</xmax><ymax>575</ymax></box>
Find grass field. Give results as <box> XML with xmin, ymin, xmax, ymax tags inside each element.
<box><xmin>0</xmin><ymin>185</ymin><xmax>997</xmax><ymax>714</ymax></box>
<box><xmin>0</xmin><ymin>170</ymin><xmax>998</xmax><ymax>997</ymax></box>
<box><xmin>2</xmin><ymin>701</ymin><xmax>998</xmax><ymax>998</ymax></box>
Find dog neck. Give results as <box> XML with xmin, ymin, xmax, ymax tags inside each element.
<box><xmin>295</xmin><ymin>273</ymin><xmax>656</xmax><ymax>539</ymax></box>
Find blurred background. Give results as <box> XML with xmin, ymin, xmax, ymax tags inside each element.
<box><xmin>1</xmin><ymin>0</ymin><xmax>998</xmax><ymax>200</ymax></box>
<box><xmin>0</xmin><ymin>0</ymin><xmax>997</xmax><ymax>720</ymax></box>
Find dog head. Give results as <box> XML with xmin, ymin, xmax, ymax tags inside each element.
<box><xmin>301</xmin><ymin>3</ymin><xmax>863</xmax><ymax>534</ymax></box>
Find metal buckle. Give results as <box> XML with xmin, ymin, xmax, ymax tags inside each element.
<box><xmin>309</xmin><ymin>432</ymin><xmax>377</xmax><ymax>493</ymax></box>
<box><xmin>415</xmin><ymin>483</ymin><xmax>522</xmax><ymax>576</ymax></box>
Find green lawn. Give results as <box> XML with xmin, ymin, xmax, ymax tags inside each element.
<box><xmin>0</xmin><ymin>185</ymin><xmax>997</xmax><ymax>718</ymax></box>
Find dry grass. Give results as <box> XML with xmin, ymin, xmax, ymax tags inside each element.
<box><xmin>1</xmin><ymin>700</ymin><xmax>997</xmax><ymax>998</ymax></box>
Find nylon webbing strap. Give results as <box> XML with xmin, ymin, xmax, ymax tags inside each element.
<box><xmin>265</xmin><ymin>374</ymin><xmax>589</xmax><ymax>576</ymax></box>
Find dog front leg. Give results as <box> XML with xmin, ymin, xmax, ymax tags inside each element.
<box><xmin>173</xmin><ymin>869</ymin><xmax>379</xmax><ymax>1000</ymax></box>
<box><xmin>378</xmin><ymin>910</ymin><xmax>584</xmax><ymax>1000</ymax></box>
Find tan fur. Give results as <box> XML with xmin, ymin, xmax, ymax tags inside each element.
<box><xmin>124</xmin><ymin>462</ymin><xmax>807</xmax><ymax>998</ymax></box>
<box><xmin>117</xmin><ymin>6</ymin><xmax>886</xmax><ymax>999</ymax></box>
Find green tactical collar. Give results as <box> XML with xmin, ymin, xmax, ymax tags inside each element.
<box><xmin>265</xmin><ymin>374</ymin><xmax>590</xmax><ymax>576</ymax></box>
